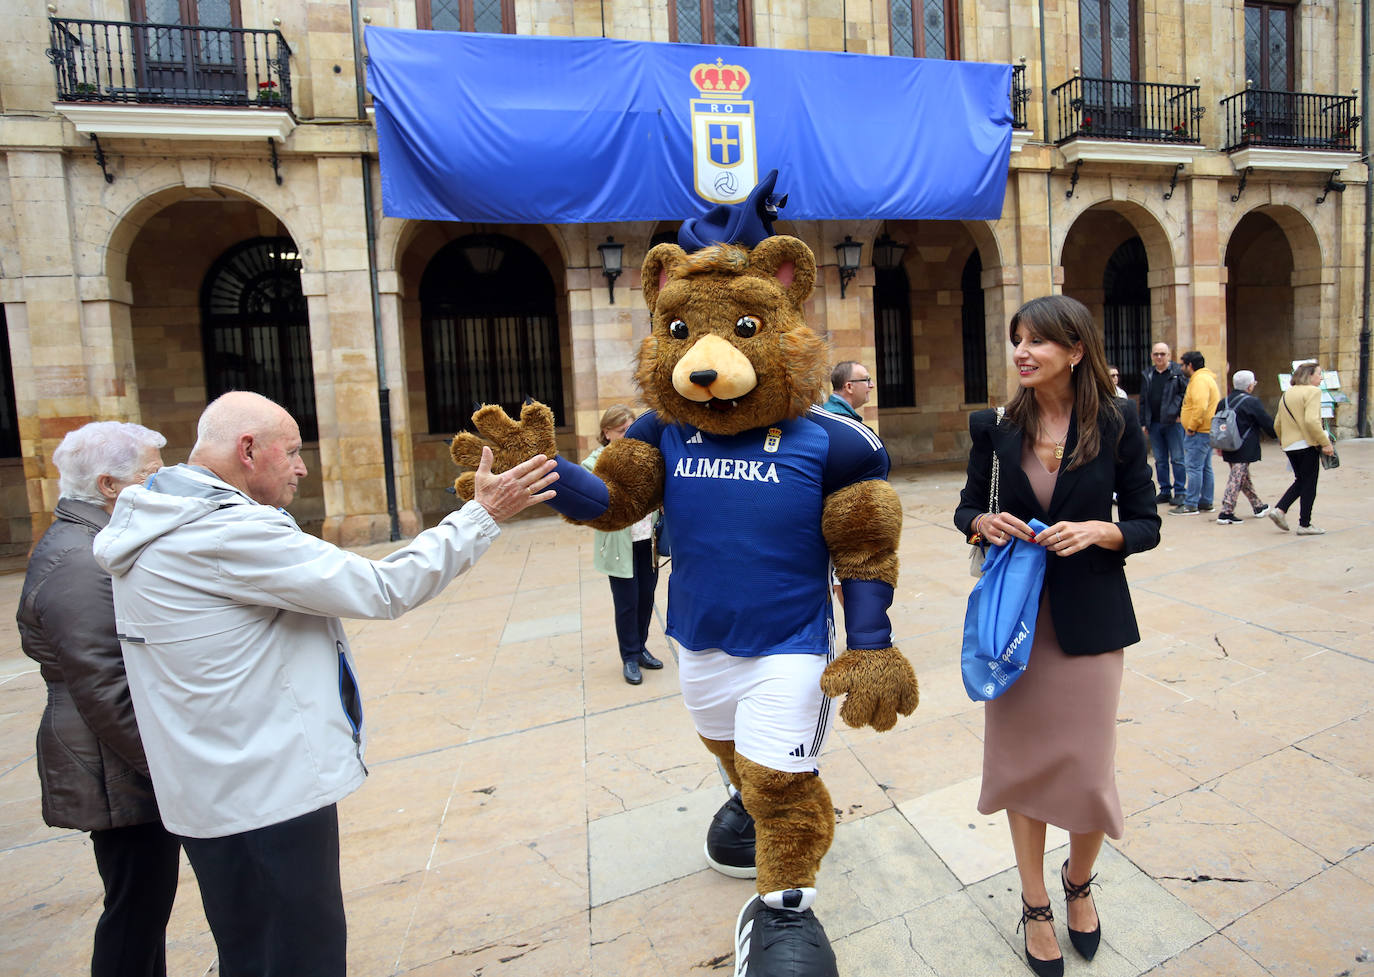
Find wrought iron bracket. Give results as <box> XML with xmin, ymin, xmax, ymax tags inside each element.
<box><xmin>91</xmin><ymin>135</ymin><xmax>114</xmax><ymax>184</ymax></box>
<box><xmin>268</xmin><ymin>138</ymin><xmax>283</xmax><ymax>186</ymax></box>
<box><xmin>1315</xmin><ymin>170</ymin><xmax>1342</xmax><ymax>205</ymax></box>
<box><xmin>1163</xmin><ymin>163</ymin><xmax>1184</xmax><ymax>201</ymax></box>
<box><xmin>1065</xmin><ymin>159</ymin><xmax>1083</xmax><ymax>199</ymax></box>
<box><xmin>1230</xmin><ymin>166</ymin><xmax>1252</xmax><ymax>203</ymax></box>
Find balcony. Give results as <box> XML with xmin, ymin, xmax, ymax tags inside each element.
<box><xmin>1010</xmin><ymin>62</ymin><xmax>1031</xmax><ymax>151</ymax></box>
<box><xmin>47</xmin><ymin>17</ymin><xmax>294</xmax><ymax>142</ymax></box>
<box><xmin>1052</xmin><ymin>76</ymin><xmax>1206</xmax><ymax>166</ymax></box>
<box><xmin>1220</xmin><ymin>87</ymin><xmax>1361</xmax><ymax>172</ymax></box>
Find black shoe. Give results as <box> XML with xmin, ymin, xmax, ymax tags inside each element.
<box><xmin>1216</xmin><ymin>512</ymin><xmax>1242</xmax><ymax>525</ymax></box>
<box><xmin>705</xmin><ymin>792</ymin><xmax>757</xmax><ymax>879</ymax></box>
<box><xmin>1154</xmin><ymin>490</ymin><xmax>1172</xmax><ymax>503</ymax></box>
<box><xmin>734</xmin><ymin>890</ymin><xmax>837</xmax><ymax>977</ymax></box>
<box><xmin>639</xmin><ymin>649</ymin><xmax>663</xmax><ymax>669</ymax></box>
<box><xmin>1198</xmin><ymin>502</ymin><xmax>1215</xmax><ymax>512</ymax></box>
<box><xmin>1168</xmin><ymin>504</ymin><xmax>1198</xmax><ymax>515</ymax></box>
<box><xmin>1061</xmin><ymin>860</ymin><xmax>1102</xmax><ymax>961</ymax></box>
<box><xmin>1017</xmin><ymin>897</ymin><xmax>1064</xmax><ymax>977</ymax></box>
<box><xmin>622</xmin><ymin>659</ymin><xmax>642</xmax><ymax>685</ymax></box>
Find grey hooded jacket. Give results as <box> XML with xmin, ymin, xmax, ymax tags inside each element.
<box><xmin>93</xmin><ymin>464</ymin><xmax>500</xmax><ymax>838</ymax></box>
<box><xmin>18</xmin><ymin>498</ymin><xmax>160</xmax><ymax>831</ymax></box>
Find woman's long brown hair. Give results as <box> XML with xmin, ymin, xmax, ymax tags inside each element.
<box><xmin>1005</xmin><ymin>295</ymin><xmax>1121</xmax><ymax>471</ymax></box>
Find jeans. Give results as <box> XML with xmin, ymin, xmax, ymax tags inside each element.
<box><xmin>1276</xmin><ymin>446</ymin><xmax>1321</xmax><ymax>527</ymax></box>
<box><xmin>1147</xmin><ymin>421</ymin><xmax>1186</xmax><ymax>498</ymax></box>
<box><xmin>1183</xmin><ymin>431</ymin><xmax>1215</xmax><ymax>508</ymax></box>
<box><xmin>609</xmin><ymin>537</ymin><xmax>658</xmax><ymax>661</ymax></box>
<box><xmin>90</xmin><ymin>821</ymin><xmax>181</xmax><ymax>977</ymax></box>
<box><xmin>181</xmin><ymin>804</ymin><xmax>347</xmax><ymax>977</ymax></box>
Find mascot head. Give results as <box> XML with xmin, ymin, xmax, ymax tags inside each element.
<box><xmin>637</xmin><ymin>174</ymin><xmax>829</xmax><ymax>437</ymax></box>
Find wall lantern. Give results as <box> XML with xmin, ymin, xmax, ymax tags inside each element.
<box><xmin>871</xmin><ymin>233</ymin><xmax>908</xmax><ymax>271</ymax></box>
<box><xmin>597</xmin><ymin>236</ymin><xmax>625</xmax><ymax>303</ymax></box>
<box><xmin>834</xmin><ymin>235</ymin><xmax>863</xmax><ymax>298</ymax></box>
<box><xmin>461</xmin><ymin>235</ymin><xmax>505</xmax><ymax>276</ymax></box>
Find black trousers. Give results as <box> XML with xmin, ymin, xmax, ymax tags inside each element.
<box><xmin>89</xmin><ymin>820</ymin><xmax>181</xmax><ymax>977</ymax></box>
<box><xmin>609</xmin><ymin>537</ymin><xmax>659</xmax><ymax>662</ymax></box>
<box><xmin>180</xmin><ymin>804</ymin><xmax>347</xmax><ymax>977</ymax></box>
<box><xmin>1277</xmin><ymin>446</ymin><xmax>1321</xmax><ymax>527</ymax></box>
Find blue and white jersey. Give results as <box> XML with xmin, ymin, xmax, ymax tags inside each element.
<box><xmin>626</xmin><ymin>406</ymin><xmax>889</xmax><ymax>657</ymax></box>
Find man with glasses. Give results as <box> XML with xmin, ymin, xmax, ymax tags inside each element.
<box><xmin>823</xmin><ymin>361</ymin><xmax>874</xmax><ymax>422</ymax></box>
<box><xmin>1139</xmin><ymin>342</ymin><xmax>1188</xmax><ymax>504</ymax></box>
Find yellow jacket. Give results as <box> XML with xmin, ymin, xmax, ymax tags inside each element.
<box><xmin>1180</xmin><ymin>368</ymin><xmax>1219</xmax><ymax>433</ymax></box>
<box><xmin>1274</xmin><ymin>383</ymin><xmax>1331</xmax><ymax>448</ymax></box>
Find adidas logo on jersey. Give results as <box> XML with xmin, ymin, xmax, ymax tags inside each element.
<box><xmin>686</xmin><ymin>431</ymin><xmax>704</xmax><ymax>444</ymax></box>
<box><xmin>789</xmin><ymin>744</ymin><xmax>806</xmax><ymax>758</ymax></box>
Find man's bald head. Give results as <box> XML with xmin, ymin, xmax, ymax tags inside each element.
<box><xmin>190</xmin><ymin>392</ymin><xmax>307</xmax><ymax>507</ymax></box>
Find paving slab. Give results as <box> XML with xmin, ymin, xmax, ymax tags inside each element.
<box><xmin>1</xmin><ymin>442</ymin><xmax>1372</xmax><ymax>975</ymax></box>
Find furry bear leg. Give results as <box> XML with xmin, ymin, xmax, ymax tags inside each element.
<box><xmin>735</xmin><ymin>755</ymin><xmax>834</xmax><ymax>894</ymax></box>
<box><xmin>699</xmin><ymin>734</ymin><xmax>741</xmax><ymax>788</ymax></box>
<box><xmin>700</xmin><ymin>736</ymin><xmax>757</xmax><ymax>879</ymax></box>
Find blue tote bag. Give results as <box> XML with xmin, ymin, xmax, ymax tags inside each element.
<box><xmin>961</xmin><ymin>518</ymin><xmax>1048</xmax><ymax>701</ymax></box>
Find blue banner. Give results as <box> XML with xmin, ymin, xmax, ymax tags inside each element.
<box><xmin>365</xmin><ymin>28</ymin><xmax>1012</xmax><ymax>224</ymax></box>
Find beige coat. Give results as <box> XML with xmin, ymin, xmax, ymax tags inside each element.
<box><xmin>1274</xmin><ymin>383</ymin><xmax>1331</xmax><ymax>449</ymax></box>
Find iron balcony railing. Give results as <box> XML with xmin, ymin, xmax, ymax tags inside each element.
<box><xmin>48</xmin><ymin>17</ymin><xmax>292</xmax><ymax>111</ymax></box>
<box><xmin>1011</xmin><ymin>63</ymin><xmax>1030</xmax><ymax>130</ymax></box>
<box><xmin>1052</xmin><ymin>76</ymin><xmax>1202</xmax><ymax>145</ymax></box>
<box><xmin>1219</xmin><ymin>88</ymin><xmax>1359</xmax><ymax>152</ymax></box>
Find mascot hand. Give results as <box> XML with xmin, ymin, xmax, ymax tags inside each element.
<box><xmin>819</xmin><ymin>646</ymin><xmax>919</xmax><ymax>732</ymax></box>
<box><xmin>450</xmin><ymin>402</ymin><xmax>558</xmax><ymax>500</ymax></box>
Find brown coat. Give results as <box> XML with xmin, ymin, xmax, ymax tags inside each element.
<box><xmin>17</xmin><ymin>499</ymin><xmax>160</xmax><ymax>830</ymax></box>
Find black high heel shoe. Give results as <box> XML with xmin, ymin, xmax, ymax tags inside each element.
<box><xmin>1016</xmin><ymin>896</ymin><xmax>1064</xmax><ymax>977</ymax></box>
<box><xmin>1061</xmin><ymin>859</ymin><xmax>1102</xmax><ymax>960</ymax></box>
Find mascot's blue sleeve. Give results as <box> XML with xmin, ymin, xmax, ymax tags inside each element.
<box><xmin>811</xmin><ymin>408</ymin><xmax>896</xmax><ymax>649</ymax></box>
<box><xmin>545</xmin><ymin>412</ymin><xmax>663</xmax><ymax>522</ymax></box>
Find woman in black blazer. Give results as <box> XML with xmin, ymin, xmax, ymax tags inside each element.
<box><xmin>955</xmin><ymin>296</ymin><xmax>1160</xmax><ymax>977</ymax></box>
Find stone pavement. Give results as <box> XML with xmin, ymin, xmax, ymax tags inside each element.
<box><xmin>1</xmin><ymin>443</ymin><xmax>1372</xmax><ymax>977</ymax></box>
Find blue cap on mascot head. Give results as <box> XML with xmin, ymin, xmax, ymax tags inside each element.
<box><xmin>677</xmin><ymin>169</ymin><xmax>788</xmax><ymax>252</ymax></box>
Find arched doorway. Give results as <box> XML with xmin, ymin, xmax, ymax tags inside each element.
<box><xmin>201</xmin><ymin>236</ymin><xmax>318</xmax><ymax>440</ymax></box>
<box><xmin>1102</xmin><ymin>237</ymin><xmax>1150</xmax><ymax>395</ymax></box>
<box><xmin>419</xmin><ymin>234</ymin><xmax>564</xmax><ymax>433</ymax></box>
<box><xmin>1225</xmin><ymin>211</ymin><xmax>1295</xmax><ymax>411</ymax></box>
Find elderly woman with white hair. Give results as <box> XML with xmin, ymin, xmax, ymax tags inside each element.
<box><xmin>16</xmin><ymin>421</ymin><xmax>175</xmax><ymax>977</ymax></box>
<box><xmin>1215</xmin><ymin>370</ymin><xmax>1277</xmax><ymax>525</ymax></box>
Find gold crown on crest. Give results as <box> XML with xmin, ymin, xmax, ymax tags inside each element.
<box><xmin>691</xmin><ymin>58</ymin><xmax>751</xmax><ymax>98</ymax></box>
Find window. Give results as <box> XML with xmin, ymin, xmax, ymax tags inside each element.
<box><xmin>0</xmin><ymin>307</ymin><xmax>19</xmax><ymax>458</ymax></box>
<box><xmin>416</xmin><ymin>0</ymin><xmax>514</xmax><ymax>33</ymax></box>
<box><xmin>890</xmin><ymin>0</ymin><xmax>959</xmax><ymax>59</ymax></box>
<box><xmin>669</xmin><ymin>0</ymin><xmax>753</xmax><ymax>45</ymax></box>
<box><xmin>873</xmin><ymin>266</ymin><xmax>914</xmax><ymax>407</ymax></box>
<box><xmin>420</xmin><ymin>235</ymin><xmax>564</xmax><ymax>433</ymax></box>
<box><xmin>1102</xmin><ymin>237</ymin><xmax>1150</xmax><ymax>396</ymax></box>
<box><xmin>129</xmin><ymin>0</ymin><xmax>246</xmax><ymax>96</ymax></box>
<box><xmin>960</xmin><ymin>252</ymin><xmax>987</xmax><ymax>404</ymax></box>
<box><xmin>201</xmin><ymin>237</ymin><xmax>319</xmax><ymax>441</ymax></box>
<box><xmin>1245</xmin><ymin>1</ymin><xmax>1293</xmax><ymax>91</ymax></box>
<box><xmin>1079</xmin><ymin>0</ymin><xmax>1137</xmax><ymax>80</ymax></box>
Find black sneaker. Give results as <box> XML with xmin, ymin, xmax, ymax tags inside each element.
<box><xmin>734</xmin><ymin>890</ymin><xmax>838</xmax><ymax>977</ymax></box>
<box><xmin>1252</xmin><ymin>504</ymin><xmax>1270</xmax><ymax>517</ymax></box>
<box><xmin>705</xmin><ymin>792</ymin><xmax>757</xmax><ymax>879</ymax></box>
<box><xmin>1198</xmin><ymin>502</ymin><xmax>1215</xmax><ymax>512</ymax></box>
<box><xmin>1168</xmin><ymin>504</ymin><xmax>1199</xmax><ymax>515</ymax></box>
<box><xmin>1216</xmin><ymin>512</ymin><xmax>1242</xmax><ymax>525</ymax></box>
<box><xmin>1154</xmin><ymin>490</ymin><xmax>1172</xmax><ymax>503</ymax></box>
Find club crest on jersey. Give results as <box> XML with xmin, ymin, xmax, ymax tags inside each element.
<box><xmin>689</xmin><ymin>59</ymin><xmax>757</xmax><ymax>204</ymax></box>
<box><xmin>763</xmin><ymin>427</ymin><xmax>782</xmax><ymax>453</ymax></box>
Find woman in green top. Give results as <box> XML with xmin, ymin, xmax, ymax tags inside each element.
<box><xmin>583</xmin><ymin>405</ymin><xmax>664</xmax><ymax>685</ymax></box>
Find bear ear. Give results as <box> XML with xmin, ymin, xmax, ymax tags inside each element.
<box><xmin>641</xmin><ymin>243</ymin><xmax>686</xmax><ymax>314</ymax></box>
<box><xmin>747</xmin><ymin>235</ymin><xmax>815</xmax><ymax>310</ymax></box>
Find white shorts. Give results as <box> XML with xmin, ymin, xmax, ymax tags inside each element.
<box><xmin>678</xmin><ymin>646</ymin><xmax>837</xmax><ymax>775</ymax></box>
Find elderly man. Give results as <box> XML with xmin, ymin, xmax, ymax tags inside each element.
<box><xmin>18</xmin><ymin>421</ymin><xmax>177</xmax><ymax>977</ymax></box>
<box><xmin>1139</xmin><ymin>342</ymin><xmax>1188</xmax><ymax>504</ymax></box>
<box><xmin>93</xmin><ymin>392</ymin><xmax>557</xmax><ymax>977</ymax></box>
<box><xmin>822</xmin><ymin>360</ymin><xmax>874</xmax><ymax>421</ymax></box>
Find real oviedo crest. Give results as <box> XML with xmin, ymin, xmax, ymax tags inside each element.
<box><xmin>690</xmin><ymin>59</ymin><xmax>758</xmax><ymax>204</ymax></box>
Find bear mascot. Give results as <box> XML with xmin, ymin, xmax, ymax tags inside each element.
<box><xmin>450</xmin><ymin>172</ymin><xmax>918</xmax><ymax>977</ymax></box>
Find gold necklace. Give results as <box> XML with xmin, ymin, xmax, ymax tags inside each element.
<box><xmin>1043</xmin><ymin>422</ymin><xmax>1069</xmax><ymax>459</ymax></box>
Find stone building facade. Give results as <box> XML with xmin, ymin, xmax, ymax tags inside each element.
<box><xmin>0</xmin><ymin>0</ymin><xmax>1366</xmax><ymax>552</ymax></box>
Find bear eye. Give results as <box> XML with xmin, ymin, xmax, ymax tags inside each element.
<box><xmin>669</xmin><ymin>319</ymin><xmax>689</xmax><ymax>340</ymax></box>
<box><xmin>735</xmin><ymin>316</ymin><xmax>760</xmax><ymax>338</ymax></box>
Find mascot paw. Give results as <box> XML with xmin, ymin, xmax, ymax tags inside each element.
<box><xmin>450</xmin><ymin>402</ymin><xmax>558</xmax><ymax>499</ymax></box>
<box><xmin>819</xmin><ymin>646</ymin><xmax>919</xmax><ymax>732</ymax></box>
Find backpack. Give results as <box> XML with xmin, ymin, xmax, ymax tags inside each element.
<box><xmin>1209</xmin><ymin>394</ymin><xmax>1249</xmax><ymax>452</ymax></box>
